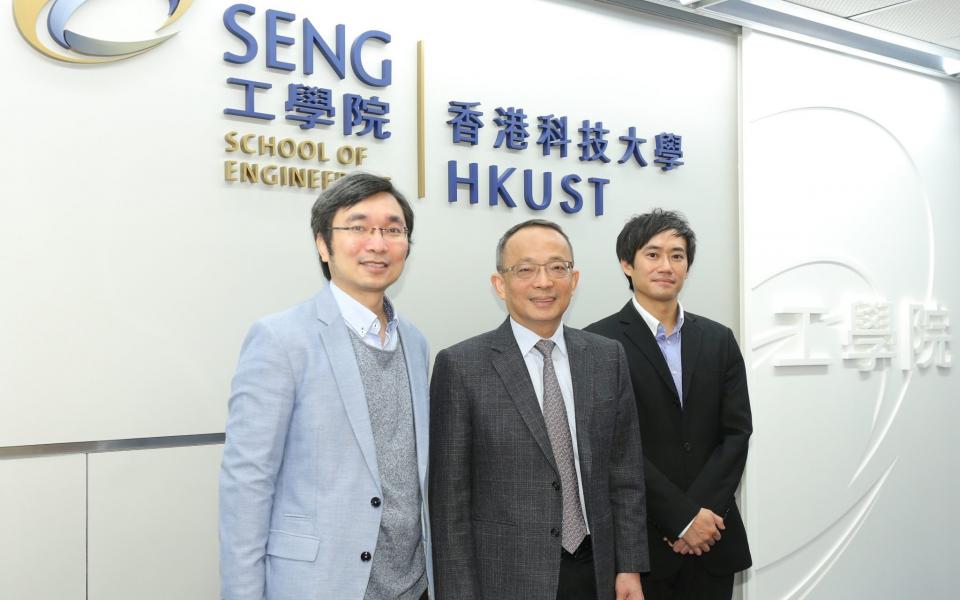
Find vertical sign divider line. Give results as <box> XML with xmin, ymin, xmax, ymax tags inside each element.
<box><xmin>417</xmin><ymin>40</ymin><xmax>425</xmax><ymax>199</ymax></box>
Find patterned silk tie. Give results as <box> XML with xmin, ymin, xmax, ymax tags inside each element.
<box><xmin>535</xmin><ymin>339</ymin><xmax>588</xmax><ymax>554</ymax></box>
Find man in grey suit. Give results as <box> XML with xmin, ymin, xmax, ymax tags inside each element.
<box><xmin>220</xmin><ymin>173</ymin><xmax>433</xmax><ymax>600</ymax></box>
<box><xmin>430</xmin><ymin>219</ymin><xmax>649</xmax><ymax>600</ymax></box>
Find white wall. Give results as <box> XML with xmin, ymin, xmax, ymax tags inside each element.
<box><xmin>0</xmin><ymin>455</ymin><xmax>86</xmax><ymax>600</ymax></box>
<box><xmin>8</xmin><ymin>3</ymin><xmax>957</xmax><ymax>600</ymax></box>
<box><xmin>1</xmin><ymin>1</ymin><xmax>738</xmax><ymax>597</ymax></box>
<box><xmin>88</xmin><ymin>445</ymin><xmax>221</xmax><ymax>600</ymax></box>
<box><xmin>741</xmin><ymin>30</ymin><xmax>959</xmax><ymax>600</ymax></box>
<box><xmin>1</xmin><ymin>0</ymin><xmax>738</xmax><ymax>447</ymax></box>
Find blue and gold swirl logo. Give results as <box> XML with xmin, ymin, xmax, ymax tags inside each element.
<box><xmin>14</xmin><ymin>0</ymin><xmax>193</xmax><ymax>63</ymax></box>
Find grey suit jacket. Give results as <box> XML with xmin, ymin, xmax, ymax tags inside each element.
<box><xmin>220</xmin><ymin>286</ymin><xmax>433</xmax><ymax>600</ymax></box>
<box><xmin>429</xmin><ymin>319</ymin><xmax>649</xmax><ymax>600</ymax></box>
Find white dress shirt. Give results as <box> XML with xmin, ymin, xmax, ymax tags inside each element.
<box><xmin>509</xmin><ymin>318</ymin><xmax>590</xmax><ymax>531</ymax></box>
<box><xmin>329</xmin><ymin>281</ymin><xmax>399</xmax><ymax>350</ymax></box>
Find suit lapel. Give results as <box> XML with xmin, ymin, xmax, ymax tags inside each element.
<box><xmin>679</xmin><ymin>314</ymin><xmax>702</xmax><ymax>407</ymax></box>
<box><xmin>489</xmin><ymin>319</ymin><xmax>559</xmax><ymax>476</ymax></box>
<box><xmin>617</xmin><ymin>302</ymin><xmax>680</xmax><ymax>405</ymax></box>
<box><xmin>565</xmin><ymin>327</ymin><xmax>594</xmax><ymax>488</ymax></box>
<box><xmin>314</xmin><ymin>287</ymin><xmax>381</xmax><ymax>491</ymax></box>
<box><xmin>398</xmin><ymin>319</ymin><xmax>429</xmax><ymax>491</ymax></box>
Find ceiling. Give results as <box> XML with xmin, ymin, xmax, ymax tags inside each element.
<box><xmin>785</xmin><ymin>0</ymin><xmax>960</xmax><ymax>51</ymax></box>
<box><xmin>616</xmin><ymin>0</ymin><xmax>960</xmax><ymax>77</ymax></box>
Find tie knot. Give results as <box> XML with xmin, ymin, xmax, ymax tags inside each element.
<box><xmin>534</xmin><ymin>339</ymin><xmax>556</xmax><ymax>359</ymax></box>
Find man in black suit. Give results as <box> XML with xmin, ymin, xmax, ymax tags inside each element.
<box><xmin>585</xmin><ymin>210</ymin><xmax>752</xmax><ymax>600</ymax></box>
<box><xmin>430</xmin><ymin>219</ymin><xmax>649</xmax><ymax>600</ymax></box>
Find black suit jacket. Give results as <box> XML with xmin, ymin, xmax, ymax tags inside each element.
<box><xmin>586</xmin><ymin>302</ymin><xmax>752</xmax><ymax>578</ymax></box>
<box><xmin>429</xmin><ymin>320</ymin><xmax>649</xmax><ymax>600</ymax></box>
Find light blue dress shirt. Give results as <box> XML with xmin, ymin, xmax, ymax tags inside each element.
<box><xmin>632</xmin><ymin>297</ymin><xmax>685</xmax><ymax>406</ymax></box>
<box><xmin>632</xmin><ymin>297</ymin><xmax>696</xmax><ymax>537</ymax></box>
<box><xmin>510</xmin><ymin>318</ymin><xmax>591</xmax><ymax>531</ymax></box>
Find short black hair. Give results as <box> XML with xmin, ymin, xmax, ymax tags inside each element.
<box><xmin>495</xmin><ymin>219</ymin><xmax>574</xmax><ymax>271</ymax></box>
<box><xmin>615</xmin><ymin>209</ymin><xmax>696</xmax><ymax>290</ymax></box>
<box><xmin>310</xmin><ymin>173</ymin><xmax>414</xmax><ymax>280</ymax></box>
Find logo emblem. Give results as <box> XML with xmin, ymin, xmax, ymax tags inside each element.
<box><xmin>14</xmin><ymin>0</ymin><xmax>193</xmax><ymax>63</ymax></box>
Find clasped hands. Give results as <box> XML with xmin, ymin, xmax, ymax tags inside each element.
<box><xmin>665</xmin><ymin>507</ymin><xmax>724</xmax><ymax>556</ymax></box>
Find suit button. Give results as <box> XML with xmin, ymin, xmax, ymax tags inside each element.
<box><xmin>683</xmin><ymin>442</ymin><xmax>692</xmax><ymax>452</ymax></box>
<box><xmin>550</xmin><ymin>527</ymin><xmax>560</xmax><ymax>537</ymax></box>
<box><xmin>552</xmin><ymin>481</ymin><xmax>561</xmax><ymax>491</ymax></box>
<box><xmin>360</xmin><ymin>551</ymin><xmax>372</xmax><ymax>562</ymax></box>
<box><xmin>370</xmin><ymin>496</ymin><xmax>381</xmax><ymax>507</ymax></box>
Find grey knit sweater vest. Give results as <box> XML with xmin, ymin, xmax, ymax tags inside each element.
<box><xmin>348</xmin><ymin>331</ymin><xmax>427</xmax><ymax>600</ymax></box>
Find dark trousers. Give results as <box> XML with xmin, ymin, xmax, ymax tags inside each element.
<box><xmin>641</xmin><ymin>559</ymin><xmax>734</xmax><ymax>600</ymax></box>
<box><xmin>557</xmin><ymin>536</ymin><xmax>597</xmax><ymax>600</ymax></box>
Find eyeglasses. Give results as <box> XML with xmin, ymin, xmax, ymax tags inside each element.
<box><xmin>499</xmin><ymin>260</ymin><xmax>574</xmax><ymax>280</ymax></box>
<box><xmin>329</xmin><ymin>225</ymin><xmax>409</xmax><ymax>241</ymax></box>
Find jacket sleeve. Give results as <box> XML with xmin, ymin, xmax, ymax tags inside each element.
<box><xmin>642</xmin><ymin>457</ymin><xmax>701</xmax><ymax>540</ymax></box>
<box><xmin>608</xmin><ymin>342</ymin><xmax>652</xmax><ymax>573</ymax></box>
<box><xmin>219</xmin><ymin>320</ymin><xmax>296</xmax><ymax>600</ymax></box>
<box><xmin>428</xmin><ymin>349</ymin><xmax>480</xmax><ymax>600</ymax></box>
<box><xmin>686</xmin><ymin>327</ymin><xmax>753</xmax><ymax>514</ymax></box>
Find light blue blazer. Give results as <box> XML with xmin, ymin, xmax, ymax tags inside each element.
<box><xmin>219</xmin><ymin>286</ymin><xmax>433</xmax><ymax>600</ymax></box>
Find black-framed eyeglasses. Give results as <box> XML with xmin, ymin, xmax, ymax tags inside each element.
<box><xmin>499</xmin><ymin>260</ymin><xmax>574</xmax><ymax>280</ymax></box>
<box><xmin>329</xmin><ymin>225</ymin><xmax>409</xmax><ymax>241</ymax></box>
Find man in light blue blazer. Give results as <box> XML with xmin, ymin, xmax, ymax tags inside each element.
<box><xmin>220</xmin><ymin>173</ymin><xmax>433</xmax><ymax>600</ymax></box>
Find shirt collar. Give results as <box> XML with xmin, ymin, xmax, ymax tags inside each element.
<box><xmin>329</xmin><ymin>281</ymin><xmax>398</xmax><ymax>339</ymax></box>
<box><xmin>631</xmin><ymin>296</ymin><xmax>684</xmax><ymax>339</ymax></box>
<box><xmin>509</xmin><ymin>317</ymin><xmax>568</xmax><ymax>360</ymax></box>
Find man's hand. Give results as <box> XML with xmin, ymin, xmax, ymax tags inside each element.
<box><xmin>680</xmin><ymin>507</ymin><xmax>725</xmax><ymax>556</ymax></box>
<box><xmin>668</xmin><ymin>538</ymin><xmax>693</xmax><ymax>555</ymax></box>
<box><xmin>615</xmin><ymin>572</ymin><xmax>645</xmax><ymax>600</ymax></box>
